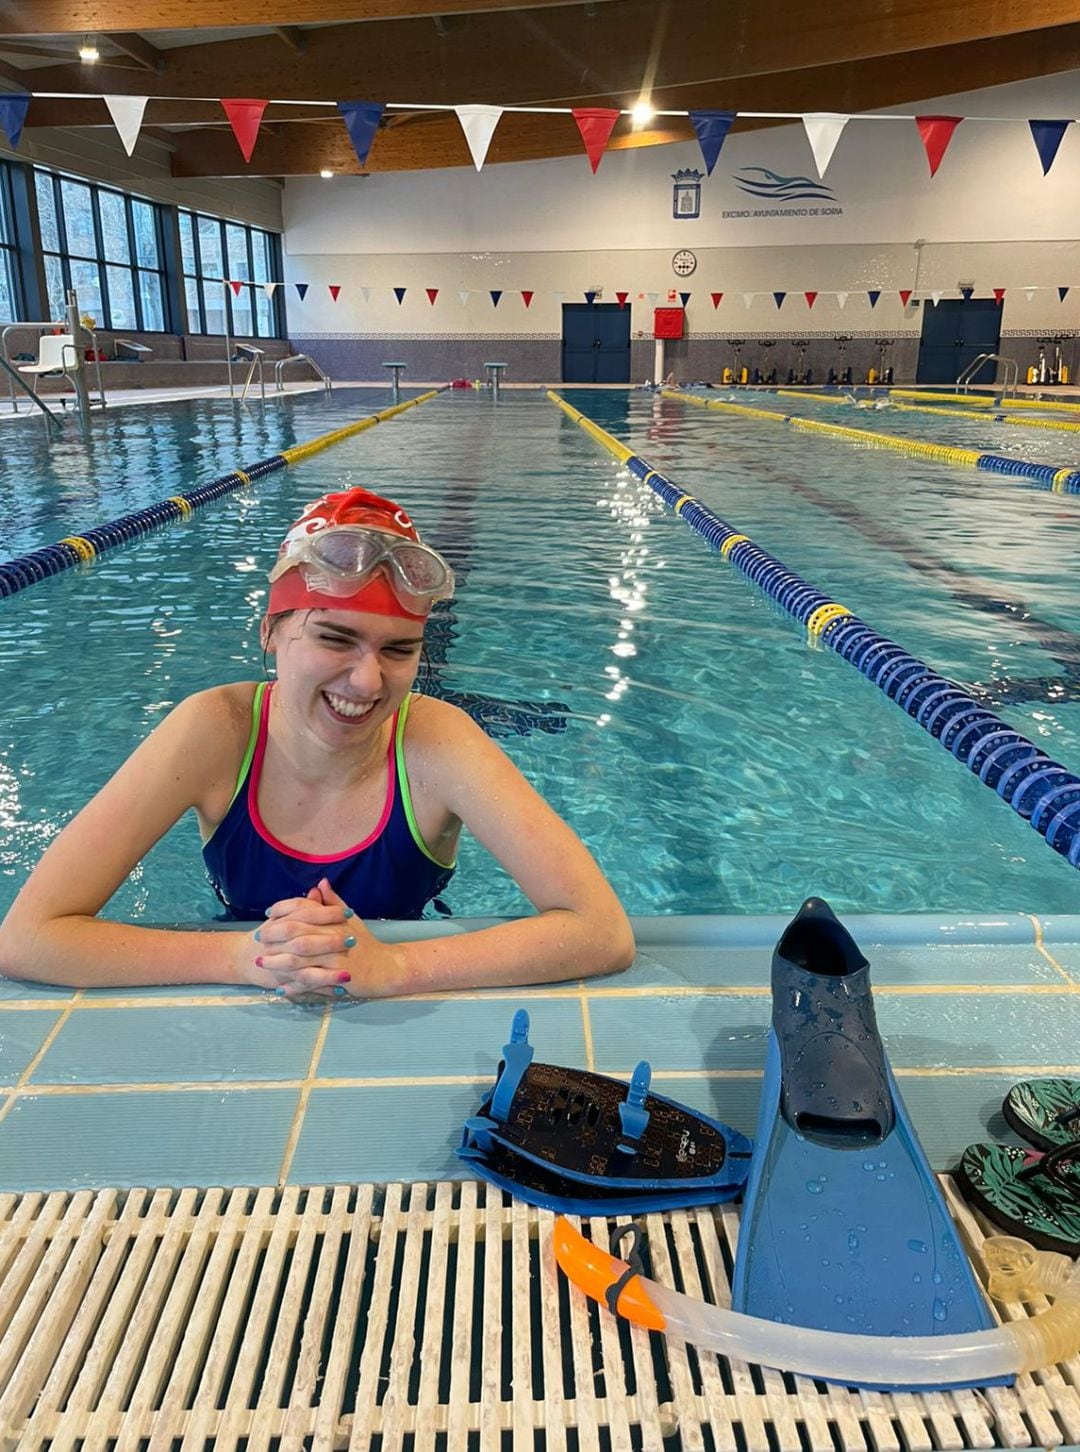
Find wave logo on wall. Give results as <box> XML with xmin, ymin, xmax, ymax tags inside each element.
<box><xmin>733</xmin><ymin>167</ymin><xmax>837</xmax><ymax>202</ymax></box>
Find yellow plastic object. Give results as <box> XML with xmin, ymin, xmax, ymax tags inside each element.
<box><xmin>546</xmin><ymin>390</ymin><xmax>636</xmax><ymax>464</ymax></box>
<box><xmin>719</xmin><ymin>533</ymin><xmax>749</xmax><ymax>559</ymax></box>
<box><xmin>167</xmin><ymin>497</ymin><xmax>194</xmax><ymax>520</ymax></box>
<box><xmin>553</xmin><ymin>1218</ymin><xmax>667</xmax><ymax>1331</ymax></box>
<box><xmin>58</xmin><ymin>536</ymin><xmax>95</xmax><ymax>561</ymax></box>
<box><xmin>807</xmin><ymin>602</ymin><xmax>852</xmax><ymax>637</ymax></box>
<box><xmin>672</xmin><ymin>493</ymin><xmax>696</xmax><ymax>515</ymax></box>
<box><xmin>739</xmin><ymin>367</ymin><xmax>749</xmax><ymax>384</ymax></box>
<box><xmin>721</xmin><ymin>367</ymin><xmax>733</xmax><ymax>384</ymax></box>
<box><xmin>984</xmin><ymin>1237</ymin><xmax>1080</xmax><ymax>1372</ymax></box>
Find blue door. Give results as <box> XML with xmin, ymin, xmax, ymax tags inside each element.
<box><xmin>562</xmin><ymin>303</ymin><xmax>631</xmax><ymax>383</ymax></box>
<box><xmin>916</xmin><ymin>299</ymin><xmax>1002</xmax><ymax>385</ymax></box>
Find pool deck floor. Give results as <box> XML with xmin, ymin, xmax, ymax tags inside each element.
<box><xmin>1</xmin><ymin>910</ymin><xmax>1078</xmax><ymax>1194</ymax></box>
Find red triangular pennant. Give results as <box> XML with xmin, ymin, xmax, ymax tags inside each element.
<box><xmin>616</xmin><ymin>291</ymin><xmax>629</xmax><ymax>308</ymax></box>
<box><xmin>993</xmin><ymin>287</ymin><xmax>1006</xmax><ymax>305</ymax></box>
<box><xmin>571</xmin><ymin>107</ymin><xmax>620</xmax><ymax>172</ymax></box>
<box><xmin>221</xmin><ymin>98</ymin><xmax>267</xmax><ymax>163</ymax></box>
<box><xmin>228</xmin><ymin>279</ymin><xmax>243</xmax><ymax>296</ymax></box>
<box><xmin>710</xmin><ymin>292</ymin><xmax>723</xmax><ymax>308</ymax></box>
<box><xmin>328</xmin><ymin>284</ymin><xmax>341</xmax><ymax>301</ymax></box>
<box><xmin>899</xmin><ymin>289</ymin><xmax>912</xmax><ymax>307</ymax></box>
<box><xmin>426</xmin><ymin>287</ymin><xmax>439</xmax><ymax>305</ymax></box>
<box><xmin>804</xmin><ymin>291</ymin><xmax>818</xmax><ymax>309</ymax></box>
<box><xmin>521</xmin><ymin>290</ymin><xmax>534</xmax><ymax>308</ymax></box>
<box><xmin>915</xmin><ymin>115</ymin><xmax>962</xmax><ymax>177</ymax></box>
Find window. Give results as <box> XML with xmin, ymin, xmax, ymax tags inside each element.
<box><xmin>35</xmin><ymin>169</ymin><xmax>168</xmax><ymax>332</ymax></box>
<box><xmin>0</xmin><ymin>163</ymin><xmax>23</xmax><ymax>324</ymax></box>
<box><xmin>178</xmin><ymin>210</ymin><xmax>282</xmax><ymax>338</ymax></box>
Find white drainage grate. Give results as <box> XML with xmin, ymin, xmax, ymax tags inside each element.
<box><xmin>0</xmin><ymin>1177</ymin><xmax>1078</xmax><ymax>1451</ymax></box>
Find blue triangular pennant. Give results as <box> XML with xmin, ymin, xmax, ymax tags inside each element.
<box><xmin>679</xmin><ymin>291</ymin><xmax>691</xmax><ymax>307</ymax></box>
<box><xmin>294</xmin><ymin>282</ymin><xmax>309</xmax><ymax>300</ymax></box>
<box><xmin>393</xmin><ymin>287</ymin><xmax>406</xmax><ymax>305</ymax></box>
<box><xmin>1029</xmin><ymin>120</ymin><xmax>1071</xmax><ymax>176</ymax></box>
<box><xmin>773</xmin><ymin>291</ymin><xmax>786</xmax><ymax>309</ymax></box>
<box><xmin>584</xmin><ymin>290</ymin><xmax>598</xmax><ymax>304</ymax></box>
<box><xmin>0</xmin><ymin>93</ymin><xmax>30</xmax><ymax>149</ymax></box>
<box><xmin>1060</xmin><ymin>286</ymin><xmax>1070</xmax><ymax>302</ymax></box>
<box><xmin>688</xmin><ymin>109</ymin><xmax>736</xmax><ymax>176</ymax></box>
<box><xmin>960</xmin><ymin>286</ymin><xmax>974</xmax><ymax>301</ymax></box>
<box><xmin>867</xmin><ymin>290</ymin><xmax>881</xmax><ymax>308</ymax></box>
<box><xmin>489</xmin><ymin>289</ymin><xmax>502</xmax><ymax>307</ymax></box>
<box><xmin>336</xmin><ymin>101</ymin><xmax>384</xmax><ymax>167</ymax></box>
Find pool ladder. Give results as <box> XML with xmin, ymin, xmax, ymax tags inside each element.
<box><xmin>275</xmin><ymin>353</ymin><xmax>333</xmax><ymax>395</ymax></box>
<box><xmin>957</xmin><ymin>352</ymin><xmax>1019</xmax><ymax>396</ymax></box>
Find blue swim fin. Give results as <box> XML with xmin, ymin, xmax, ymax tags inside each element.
<box><xmin>731</xmin><ymin>898</ymin><xmax>1010</xmax><ymax>1391</ymax></box>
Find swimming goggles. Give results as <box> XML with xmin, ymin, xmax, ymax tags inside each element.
<box><xmin>267</xmin><ymin>525</ymin><xmax>455</xmax><ymax>610</ymax></box>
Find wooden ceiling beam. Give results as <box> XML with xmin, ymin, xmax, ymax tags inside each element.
<box><xmin>14</xmin><ymin>2</ymin><xmax>1080</xmax><ymax>109</ymax></box>
<box><xmin>156</xmin><ymin>21</ymin><xmax>1080</xmax><ymax>175</ymax></box>
<box><xmin>102</xmin><ymin>32</ymin><xmax>166</xmax><ymax>72</ymax></box>
<box><xmin>0</xmin><ymin>1</ymin><xmax>616</xmax><ymax>35</ymax></box>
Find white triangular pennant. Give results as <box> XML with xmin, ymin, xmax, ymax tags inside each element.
<box><xmin>551</xmin><ymin>290</ymin><xmax>565</xmax><ymax>301</ymax></box>
<box><xmin>1024</xmin><ymin>286</ymin><xmax>1037</xmax><ymax>302</ymax></box>
<box><xmin>104</xmin><ymin>95</ymin><xmax>148</xmax><ymax>157</ymax></box>
<box><xmin>930</xmin><ymin>290</ymin><xmax>942</xmax><ymax>306</ymax></box>
<box><xmin>359</xmin><ymin>286</ymin><xmax>373</xmax><ymax>304</ymax></box>
<box><xmin>743</xmin><ymin>292</ymin><xmax>755</xmax><ymax>308</ymax></box>
<box><xmin>646</xmin><ymin>291</ymin><xmax>659</xmax><ymax>304</ymax></box>
<box><xmin>262</xmin><ymin>282</ymin><xmax>278</xmax><ymax>299</ymax></box>
<box><xmin>454</xmin><ymin>105</ymin><xmax>503</xmax><ymax>171</ymax></box>
<box><xmin>802</xmin><ymin>113</ymin><xmax>849</xmax><ymax>178</ymax></box>
<box><xmin>836</xmin><ymin>291</ymin><xmax>848</xmax><ymax>310</ymax></box>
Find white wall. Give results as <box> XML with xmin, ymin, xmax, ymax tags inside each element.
<box><xmin>282</xmin><ymin>70</ymin><xmax>1080</xmax><ymax>342</ymax></box>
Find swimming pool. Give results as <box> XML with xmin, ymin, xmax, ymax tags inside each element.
<box><xmin>1</xmin><ymin>384</ymin><xmax>1079</xmax><ymax>922</ymax></box>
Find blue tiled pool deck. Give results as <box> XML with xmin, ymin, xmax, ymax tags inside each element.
<box><xmin>1</xmin><ymin>911</ymin><xmax>1078</xmax><ymax>1193</ymax></box>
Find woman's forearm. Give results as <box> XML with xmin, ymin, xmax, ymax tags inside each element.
<box><xmin>0</xmin><ymin>915</ymin><xmax>245</xmax><ymax>990</ymax></box>
<box><xmin>390</xmin><ymin>908</ymin><xmax>635</xmax><ymax>996</ymax></box>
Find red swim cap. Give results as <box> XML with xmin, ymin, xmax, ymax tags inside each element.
<box><xmin>267</xmin><ymin>488</ymin><xmax>427</xmax><ymax>620</ymax></box>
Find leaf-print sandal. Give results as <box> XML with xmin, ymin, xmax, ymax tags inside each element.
<box><xmin>957</xmin><ymin>1141</ymin><xmax>1080</xmax><ymax>1256</ymax></box>
<box><xmin>1002</xmin><ymin>1078</ymin><xmax>1080</xmax><ymax>1151</ymax></box>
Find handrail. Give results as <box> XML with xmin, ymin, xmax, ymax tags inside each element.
<box><xmin>275</xmin><ymin>353</ymin><xmax>332</xmax><ymax>395</ymax></box>
<box><xmin>0</xmin><ymin>354</ymin><xmax>61</xmax><ymax>435</ymax></box>
<box><xmin>957</xmin><ymin>353</ymin><xmax>1019</xmax><ymax>397</ymax></box>
<box><xmin>236</xmin><ymin>343</ymin><xmax>266</xmax><ymax>404</ymax></box>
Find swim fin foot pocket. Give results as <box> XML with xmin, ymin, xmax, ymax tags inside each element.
<box><xmin>457</xmin><ymin>1009</ymin><xmax>753</xmax><ymax>1215</ymax></box>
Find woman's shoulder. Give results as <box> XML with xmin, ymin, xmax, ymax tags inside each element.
<box><xmin>160</xmin><ymin>683</ymin><xmax>260</xmax><ymax>772</ymax></box>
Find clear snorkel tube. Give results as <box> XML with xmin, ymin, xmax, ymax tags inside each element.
<box><xmin>555</xmin><ymin>1220</ymin><xmax>1080</xmax><ymax>1387</ymax></box>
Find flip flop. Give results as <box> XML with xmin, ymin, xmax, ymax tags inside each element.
<box><xmin>1002</xmin><ymin>1078</ymin><xmax>1080</xmax><ymax>1151</ymax></box>
<box><xmin>957</xmin><ymin>1141</ymin><xmax>1080</xmax><ymax>1256</ymax></box>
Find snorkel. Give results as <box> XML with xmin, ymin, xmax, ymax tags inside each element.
<box><xmin>555</xmin><ymin>1219</ymin><xmax>1080</xmax><ymax>1386</ymax></box>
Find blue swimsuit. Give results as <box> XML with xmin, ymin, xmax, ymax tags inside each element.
<box><xmin>202</xmin><ymin>683</ymin><xmax>455</xmax><ymax>921</ymax></box>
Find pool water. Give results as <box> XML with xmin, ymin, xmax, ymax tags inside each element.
<box><xmin>1</xmin><ymin>385</ymin><xmax>1079</xmax><ymax>922</ymax></box>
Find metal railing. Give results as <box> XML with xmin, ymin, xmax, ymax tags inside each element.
<box><xmin>275</xmin><ymin>353</ymin><xmax>332</xmax><ymax>394</ymax></box>
<box><xmin>236</xmin><ymin>343</ymin><xmax>266</xmax><ymax>403</ymax></box>
<box><xmin>0</xmin><ymin>353</ymin><xmax>62</xmax><ymax>436</ymax></box>
<box><xmin>957</xmin><ymin>353</ymin><xmax>1019</xmax><ymax>397</ymax></box>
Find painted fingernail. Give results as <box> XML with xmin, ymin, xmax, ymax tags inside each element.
<box><xmin>274</xmin><ymin>986</ymin><xmax>285</xmax><ymax>996</ymax></box>
<box><xmin>255</xmin><ymin>956</ymin><xmax>264</xmax><ymax>968</ymax></box>
<box><xmin>344</xmin><ymin>935</ymin><xmax>357</xmax><ymax>949</ymax></box>
<box><xmin>343</xmin><ymin>908</ymin><xmax>355</xmax><ymax>919</ymax></box>
<box><xmin>334</xmin><ymin>985</ymin><xmax>347</xmax><ymax>997</ymax></box>
<box><xmin>264</xmin><ymin>907</ymin><xmax>273</xmax><ymax>917</ymax></box>
<box><xmin>337</xmin><ymin>971</ymin><xmax>352</xmax><ymax>983</ymax></box>
<box><xmin>253</xmin><ymin>929</ymin><xmax>261</xmax><ymax>943</ymax></box>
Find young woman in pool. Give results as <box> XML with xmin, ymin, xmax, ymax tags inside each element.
<box><xmin>0</xmin><ymin>488</ymin><xmax>635</xmax><ymax>1000</ymax></box>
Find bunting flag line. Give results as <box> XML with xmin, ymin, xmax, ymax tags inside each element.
<box><xmin>328</xmin><ymin>284</ymin><xmax>341</xmax><ymax>302</ymax></box>
<box><xmin>899</xmin><ymin>289</ymin><xmax>912</xmax><ymax>307</ymax></box>
<box><xmin>804</xmin><ymin>291</ymin><xmax>818</xmax><ymax>309</ymax></box>
<box><xmin>426</xmin><ymin>287</ymin><xmax>439</xmax><ymax>305</ymax></box>
<box><xmin>616</xmin><ymin>290</ymin><xmax>629</xmax><ymax>308</ymax></box>
<box><xmin>0</xmin><ymin>93</ymin><xmax>30</xmax><ymax>149</ymax></box>
<box><xmin>263</xmin><ymin>282</ymin><xmax>278</xmax><ymax>299</ymax></box>
<box><xmin>1029</xmin><ymin>119</ymin><xmax>1071</xmax><ymax>176</ymax></box>
<box><xmin>993</xmin><ymin>288</ymin><xmax>1006</xmax><ymax>305</ymax></box>
<box><xmin>104</xmin><ymin>95</ymin><xmax>148</xmax><ymax>157</ymax></box>
<box><xmin>221</xmin><ymin>98</ymin><xmax>267</xmax><ymax>163</ymax></box>
<box><xmin>960</xmin><ymin>286</ymin><xmax>974</xmax><ymax>301</ymax></box>
<box><xmin>337</xmin><ymin>101</ymin><xmax>384</xmax><ymax>167</ymax></box>
<box><xmin>930</xmin><ymin>290</ymin><xmax>943</xmax><ymax>306</ymax></box>
<box><xmin>836</xmin><ymin>292</ymin><xmax>848</xmax><ymax>309</ymax></box>
<box><xmin>688</xmin><ymin>109</ymin><xmax>736</xmax><ymax>175</ymax></box>
<box><xmin>521</xmin><ymin>290</ymin><xmax>534</xmax><ymax>308</ymax></box>
<box><xmin>679</xmin><ymin>291</ymin><xmax>691</xmax><ymax>307</ymax></box>
<box><xmin>773</xmin><ymin>291</ymin><xmax>786</xmax><ymax>309</ymax></box>
<box><xmin>360</xmin><ymin>286</ymin><xmax>373</xmax><ymax>304</ymax></box>
<box><xmin>228</xmin><ymin>279</ymin><xmax>244</xmax><ymax>296</ymax></box>
<box><xmin>294</xmin><ymin>282</ymin><xmax>309</xmax><ymax>301</ymax></box>
<box><xmin>552</xmin><ymin>290</ymin><xmax>566</xmax><ymax>303</ymax></box>
<box><xmin>743</xmin><ymin>292</ymin><xmax>755</xmax><ymax>308</ymax></box>
<box><xmin>647</xmin><ymin>291</ymin><xmax>659</xmax><ymax>304</ymax></box>
<box><xmin>802</xmin><ymin>113</ymin><xmax>849</xmax><ymax>178</ymax></box>
<box><xmin>458</xmin><ymin>290</ymin><xmax>471</xmax><ymax>305</ymax></box>
<box><xmin>915</xmin><ymin>114</ymin><xmax>962</xmax><ymax>176</ymax></box>
<box><xmin>571</xmin><ymin>107</ymin><xmax>620</xmax><ymax>172</ymax></box>
<box><xmin>455</xmin><ymin>105</ymin><xmax>503</xmax><ymax>170</ymax></box>
<box><xmin>490</xmin><ymin>289</ymin><xmax>502</xmax><ymax>307</ymax></box>
<box><xmin>867</xmin><ymin>290</ymin><xmax>881</xmax><ymax>308</ymax></box>
<box><xmin>1024</xmin><ymin>287</ymin><xmax>1036</xmax><ymax>302</ymax></box>
<box><xmin>1060</xmin><ymin>286</ymin><xmax>1070</xmax><ymax>302</ymax></box>
<box><xmin>393</xmin><ymin>287</ymin><xmax>407</xmax><ymax>305</ymax></box>
<box><xmin>711</xmin><ymin>292</ymin><xmax>723</xmax><ymax>308</ymax></box>
<box><xmin>584</xmin><ymin>290</ymin><xmax>598</xmax><ymax>304</ymax></box>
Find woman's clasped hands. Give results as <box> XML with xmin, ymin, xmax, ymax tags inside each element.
<box><xmin>237</xmin><ymin>877</ymin><xmax>399</xmax><ymax>1001</ymax></box>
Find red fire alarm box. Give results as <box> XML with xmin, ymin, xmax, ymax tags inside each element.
<box><xmin>653</xmin><ymin>307</ymin><xmax>685</xmax><ymax>340</ymax></box>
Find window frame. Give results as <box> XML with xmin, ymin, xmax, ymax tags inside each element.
<box><xmin>0</xmin><ymin>161</ymin><xmax>25</xmax><ymax>324</ymax></box>
<box><xmin>179</xmin><ymin>208</ymin><xmax>283</xmax><ymax>339</ymax></box>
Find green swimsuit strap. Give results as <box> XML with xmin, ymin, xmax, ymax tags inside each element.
<box><xmin>395</xmin><ymin>692</ymin><xmax>456</xmax><ymax>869</ymax></box>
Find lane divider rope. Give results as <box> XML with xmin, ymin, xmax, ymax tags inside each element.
<box><xmin>774</xmin><ymin>389</ymin><xmax>1080</xmax><ymax>436</ymax></box>
<box><xmin>0</xmin><ymin>388</ymin><xmax>446</xmax><ymax>600</ymax></box>
<box><xmin>890</xmin><ymin>389</ymin><xmax>1080</xmax><ymax>415</ymax></box>
<box><xmin>664</xmin><ymin>388</ymin><xmax>1080</xmax><ymax>494</ymax></box>
<box><xmin>546</xmin><ymin>389</ymin><xmax>1080</xmax><ymax>873</ymax></box>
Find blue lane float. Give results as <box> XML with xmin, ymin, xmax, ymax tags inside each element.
<box><xmin>547</xmin><ymin>390</ymin><xmax>1080</xmax><ymax>873</ymax></box>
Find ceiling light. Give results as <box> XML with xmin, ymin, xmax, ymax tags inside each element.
<box><xmin>320</xmin><ymin>168</ymin><xmax>334</xmax><ymax>179</ymax></box>
<box><xmin>631</xmin><ymin>100</ymin><xmax>655</xmax><ymax>126</ymax></box>
<box><xmin>78</xmin><ymin>38</ymin><xmax>100</xmax><ymax>63</ymax></box>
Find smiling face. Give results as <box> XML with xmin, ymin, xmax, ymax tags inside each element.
<box><xmin>262</xmin><ymin>607</ymin><xmax>425</xmax><ymax>742</ymax></box>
